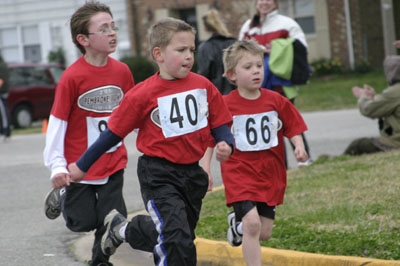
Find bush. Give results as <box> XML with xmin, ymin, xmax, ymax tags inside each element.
<box><xmin>354</xmin><ymin>59</ymin><xmax>372</xmax><ymax>74</ymax></box>
<box><xmin>48</xmin><ymin>48</ymin><xmax>66</xmax><ymax>67</ymax></box>
<box><xmin>310</xmin><ymin>57</ymin><xmax>343</xmax><ymax>76</ymax></box>
<box><xmin>120</xmin><ymin>56</ymin><xmax>157</xmax><ymax>83</ymax></box>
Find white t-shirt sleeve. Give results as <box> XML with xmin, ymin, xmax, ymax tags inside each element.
<box><xmin>43</xmin><ymin>114</ymin><xmax>68</xmax><ymax>179</ymax></box>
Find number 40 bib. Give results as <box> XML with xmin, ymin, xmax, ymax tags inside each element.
<box><xmin>233</xmin><ymin>111</ymin><xmax>279</xmax><ymax>151</ymax></box>
<box><xmin>158</xmin><ymin>89</ymin><xmax>208</xmax><ymax>138</ymax></box>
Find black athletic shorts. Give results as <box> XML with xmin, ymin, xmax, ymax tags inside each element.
<box><xmin>232</xmin><ymin>200</ymin><xmax>276</xmax><ymax>221</ymax></box>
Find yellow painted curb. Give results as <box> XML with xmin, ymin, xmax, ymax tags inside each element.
<box><xmin>195</xmin><ymin>238</ymin><xmax>400</xmax><ymax>266</ymax></box>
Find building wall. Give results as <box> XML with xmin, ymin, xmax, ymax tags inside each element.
<box><xmin>126</xmin><ymin>0</ymin><xmax>326</xmax><ymax>61</ymax></box>
<box><xmin>0</xmin><ymin>0</ymin><xmax>131</xmax><ymax>66</ymax></box>
<box><xmin>126</xmin><ymin>0</ymin><xmax>254</xmax><ymax>58</ymax></box>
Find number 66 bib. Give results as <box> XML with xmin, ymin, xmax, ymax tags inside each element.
<box><xmin>233</xmin><ymin>111</ymin><xmax>279</xmax><ymax>151</ymax></box>
<box><xmin>158</xmin><ymin>89</ymin><xmax>208</xmax><ymax>138</ymax></box>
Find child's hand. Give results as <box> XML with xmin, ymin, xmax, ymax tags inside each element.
<box><xmin>51</xmin><ymin>173</ymin><xmax>71</xmax><ymax>189</ymax></box>
<box><xmin>207</xmin><ymin>173</ymin><xmax>213</xmax><ymax>192</ymax></box>
<box><xmin>215</xmin><ymin>141</ymin><xmax>232</xmax><ymax>162</ymax></box>
<box><xmin>68</xmin><ymin>163</ymin><xmax>86</xmax><ymax>182</ymax></box>
<box><xmin>294</xmin><ymin>146</ymin><xmax>308</xmax><ymax>163</ymax></box>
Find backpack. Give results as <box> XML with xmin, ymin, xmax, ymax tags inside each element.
<box><xmin>269</xmin><ymin>38</ymin><xmax>310</xmax><ymax>85</ymax></box>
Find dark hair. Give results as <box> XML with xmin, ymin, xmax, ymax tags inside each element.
<box><xmin>70</xmin><ymin>1</ymin><xmax>113</xmax><ymax>54</ymax></box>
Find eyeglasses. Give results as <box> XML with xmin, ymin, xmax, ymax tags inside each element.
<box><xmin>88</xmin><ymin>26</ymin><xmax>119</xmax><ymax>36</ymax></box>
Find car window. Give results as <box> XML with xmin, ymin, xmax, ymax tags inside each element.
<box><xmin>30</xmin><ymin>67</ymin><xmax>51</xmax><ymax>85</ymax></box>
<box><xmin>48</xmin><ymin>66</ymin><xmax>64</xmax><ymax>83</ymax></box>
<box><xmin>9</xmin><ymin>67</ymin><xmax>29</xmax><ymax>86</ymax></box>
<box><xmin>9</xmin><ymin>66</ymin><xmax>52</xmax><ymax>86</ymax></box>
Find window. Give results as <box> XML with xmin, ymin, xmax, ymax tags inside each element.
<box><xmin>171</xmin><ymin>8</ymin><xmax>199</xmax><ymax>47</ymax></box>
<box><xmin>48</xmin><ymin>66</ymin><xmax>64</xmax><ymax>83</ymax></box>
<box><xmin>22</xmin><ymin>25</ymin><xmax>41</xmax><ymax>62</ymax></box>
<box><xmin>279</xmin><ymin>0</ymin><xmax>315</xmax><ymax>34</ymax></box>
<box><xmin>50</xmin><ymin>26</ymin><xmax>63</xmax><ymax>50</ymax></box>
<box><xmin>0</xmin><ymin>27</ymin><xmax>20</xmax><ymax>63</ymax></box>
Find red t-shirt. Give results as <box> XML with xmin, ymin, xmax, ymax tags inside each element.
<box><xmin>221</xmin><ymin>89</ymin><xmax>307</xmax><ymax>206</ymax></box>
<box><xmin>108</xmin><ymin>72</ymin><xmax>232</xmax><ymax>164</ymax></box>
<box><xmin>51</xmin><ymin>56</ymin><xmax>134</xmax><ymax>180</ymax></box>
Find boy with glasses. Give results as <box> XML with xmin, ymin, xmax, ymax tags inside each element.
<box><xmin>43</xmin><ymin>2</ymin><xmax>134</xmax><ymax>265</ymax></box>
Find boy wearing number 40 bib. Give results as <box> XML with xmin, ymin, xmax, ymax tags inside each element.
<box><xmin>68</xmin><ymin>17</ymin><xmax>234</xmax><ymax>266</ymax></box>
<box><xmin>202</xmin><ymin>39</ymin><xmax>308</xmax><ymax>266</ymax></box>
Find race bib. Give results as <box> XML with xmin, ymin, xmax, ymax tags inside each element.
<box><xmin>87</xmin><ymin>116</ymin><xmax>122</xmax><ymax>153</ymax></box>
<box><xmin>233</xmin><ymin>111</ymin><xmax>279</xmax><ymax>151</ymax></box>
<box><xmin>158</xmin><ymin>89</ymin><xmax>208</xmax><ymax>138</ymax></box>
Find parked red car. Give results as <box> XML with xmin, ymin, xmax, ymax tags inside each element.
<box><xmin>6</xmin><ymin>63</ymin><xmax>64</xmax><ymax>128</ymax></box>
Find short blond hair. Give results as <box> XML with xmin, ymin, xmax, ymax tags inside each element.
<box><xmin>148</xmin><ymin>17</ymin><xmax>196</xmax><ymax>59</ymax></box>
<box><xmin>223</xmin><ymin>39</ymin><xmax>265</xmax><ymax>83</ymax></box>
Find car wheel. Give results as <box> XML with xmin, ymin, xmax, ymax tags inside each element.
<box><xmin>13</xmin><ymin>105</ymin><xmax>33</xmax><ymax>128</ymax></box>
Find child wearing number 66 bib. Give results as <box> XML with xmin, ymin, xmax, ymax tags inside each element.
<box><xmin>201</xmin><ymin>39</ymin><xmax>308</xmax><ymax>266</ymax></box>
<box><xmin>68</xmin><ymin>17</ymin><xmax>234</xmax><ymax>266</ymax></box>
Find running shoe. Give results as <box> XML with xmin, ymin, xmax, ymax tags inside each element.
<box><xmin>101</xmin><ymin>209</ymin><xmax>127</xmax><ymax>256</ymax></box>
<box><xmin>44</xmin><ymin>187</ymin><xmax>65</xmax><ymax>219</ymax></box>
<box><xmin>227</xmin><ymin>211</ymin><xmax>242</xmax><ymax>246</ymax></box>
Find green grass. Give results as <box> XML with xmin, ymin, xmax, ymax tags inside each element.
<box><xmin>196</xmin><ymin>150</ymin><xmax>400</xmax><ymax>260</ymax></box>
<box><xmin>295</xmin><ymin>70</ymin><xmax>386</xmax><ymax>112</ymax></box>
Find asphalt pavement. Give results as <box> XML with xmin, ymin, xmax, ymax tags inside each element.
<box><xmin>0</xmin><ymin>108</ymin><xmax>388</xmax><ymax>266</ymax></box>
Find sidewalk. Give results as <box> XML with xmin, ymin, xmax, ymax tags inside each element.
<box><xmin>73</xmin><ymin>210</ymin><xmax>400</xmax><ymax>266</ymax></box>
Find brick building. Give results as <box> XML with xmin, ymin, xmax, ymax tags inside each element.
<box><xmin>126</xmin><ymin>0</ymin><xmax>399</xmax><ymax>69</ymax></box>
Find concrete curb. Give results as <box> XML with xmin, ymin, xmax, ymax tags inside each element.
<box><xmin>195</xmin><ymin>238</ymin><xmax>400</xmax><ymax>266</ymax></box>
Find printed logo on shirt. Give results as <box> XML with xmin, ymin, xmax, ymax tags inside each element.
<box><xmin>78</xmin><ymin>85</ymin><xmax>124</xmax><ymax>113</ymax></box>
<box><xmin>157</xmin><ymin>89</ymin><xmax>209</xmax><ymax>138</ymax></box>
<box><xmin>150</xmin><ymin>107</ymin><xmax>161</xmax><ymax>128</ymax></box>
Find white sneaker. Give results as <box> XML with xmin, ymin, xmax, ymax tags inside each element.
<box><xmin>298</xmin><ymin>158</ymin><xmax>314</xmax><ymax>167</ymax></box>
<box><xmin>227</xmin><ymin>211</ymin><xmax>242</xmax><ymax>246</ymax></box>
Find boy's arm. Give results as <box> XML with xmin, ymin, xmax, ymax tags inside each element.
<box><xmin>200</xmin><ymin>147</ymin><xmax>214</xmax><ymax>191</ymax></box>
<box><xmin>68</xmin><ymin>128</ymin><xmax>122</xmax><ymax>182</ymax></box>
<box><xmin>210</xmin><ymin>124</ymin><xmax>234</xmax><ymax>162</ymax></box>
<box><xmin>290</xmin><ymin>134</ymin><xmax>308</xmax><ymax>163</ymax></box>
<box><xmin>43</xmin><ymin>115</ymin><xmax>71</xmax><ymax>188</ymax></box>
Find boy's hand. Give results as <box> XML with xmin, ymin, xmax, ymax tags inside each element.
<box><xmin>207</xmin><ymin>172</ymin><xmax>213</xmax><ymax>192</ymax></box>
<box><xmin>294</xmin><ymin>146</ymin><xmax>308</xmax><ymax>163</ymax></box>
<box><xmin>68</xmin><ymin>163</ymin><xmax>86</xmax><ymax>182</ymax></box>
<box><xmin>51</xmin><ymin>173</ymin><xmax>71</xmax><ymax>189</ymax></box>
<box><xmin>215</xmin><ymin>141</ymin><xmax>232</xmax><ymax>162</ymax></box>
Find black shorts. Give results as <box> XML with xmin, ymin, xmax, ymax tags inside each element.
<box><xmin>232</xmin><ymin>200</ymin><xmax>276</xmax><ymax>221</ymax></box>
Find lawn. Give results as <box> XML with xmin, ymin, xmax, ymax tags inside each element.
<box><xmin>196</xmin><ymin>150</ymin><xmax>400</xmax><ymax>260</ymax></box>
<box><xmin>295</xmin><ymin>70</ymin><xmax>386</xmax><ymax>112</ymax></box>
